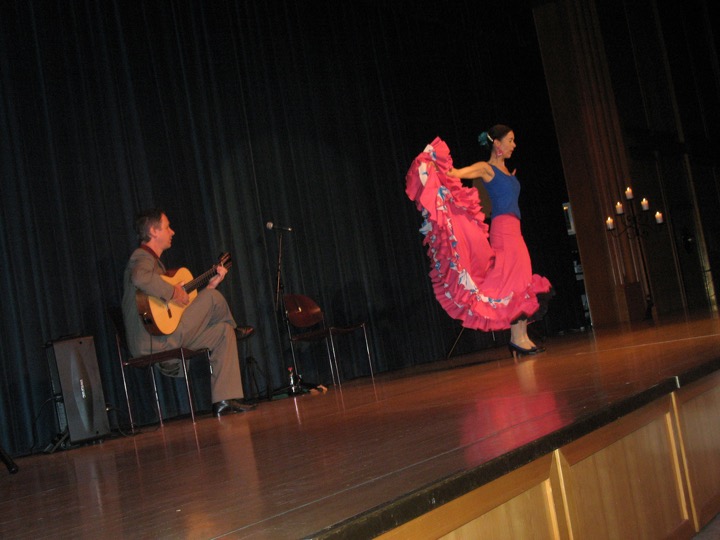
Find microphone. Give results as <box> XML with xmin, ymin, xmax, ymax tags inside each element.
<box><xmin>266</xmin><ymin>221</ymin><xmax>293</xmax><ymax>232</ymax></box>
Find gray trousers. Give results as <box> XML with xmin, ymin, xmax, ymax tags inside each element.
<box><xmin>150</xmin><ymin>289</ymin><xmax>244</xmax><ymax>402</ymax></box>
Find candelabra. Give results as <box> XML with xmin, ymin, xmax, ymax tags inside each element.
<box><xmin>605</xmin><ymin>186</ymin><xmax>664</xmax><ymax>320</ymax></box>
<box><xmin>605</xmin><ymin>186</ymin><xmax>664</xmax><ymax>237</ymax></box>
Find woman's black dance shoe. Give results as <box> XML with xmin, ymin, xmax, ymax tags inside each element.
<box><xmin>508</xmin><ymin>342</ymin><xmax>545</xmax><ymax>359</ymax></box>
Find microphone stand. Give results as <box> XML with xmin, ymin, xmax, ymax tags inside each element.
<box><xmin>271</xmin><ymin>229</ymin><xmax>319</xmax><ymax>396</ymax></box>
<box><xmin>274</xmin><ymin>230</ymin><xmax>285</xmax><ymax>315</ymax></box>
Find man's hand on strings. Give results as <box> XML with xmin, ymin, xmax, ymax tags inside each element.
<box><xmin>207</xmin><ymin>263</ymin><xmax>228</xmax><ymax>290</ymax></box>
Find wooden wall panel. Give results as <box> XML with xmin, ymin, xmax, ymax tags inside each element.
<box><xmin>557</xmin><ymin>398</ymin><xmax>693</xmax><ymax>539</ymax></box>
<box><xmin>438</xmin><ymin>482</ymin><xmax>558</xmax><ymax>540</ymax></box>
<box><xmin>674</xmin><ymin>372</ymin><xmax>720</xmax><ymax>530</ymax></box>
<box><xmin>378</xmin><ymin>377</ymin><xmax>720</xmax><ymax>539</ymax></box>
<box><xmin>376</xmin><ymin>456</ymin><xmax>559</xmax><ymax>540</ymax></box>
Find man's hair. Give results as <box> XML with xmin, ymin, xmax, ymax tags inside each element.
<box><xmin>134</xmin><ymin>208</ymin><xmax>165</xmax><ymax>243</ymax></box>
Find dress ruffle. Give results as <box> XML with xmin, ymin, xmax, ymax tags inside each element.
<box><xmin>406</xmin><ymin>137</ymin><xmax>552</xmax><ymax>331</ymax></box>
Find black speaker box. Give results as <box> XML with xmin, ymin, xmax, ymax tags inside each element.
<box><xmin>45</xmin><ymin>335</ymin><xmax>110</xmax><ymax>445</ymax></box>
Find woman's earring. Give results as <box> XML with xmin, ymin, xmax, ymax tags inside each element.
<box><xmin>495</xmin><ymin>147</ymin><xmax>504</xmax><ymax>157</ymax></box>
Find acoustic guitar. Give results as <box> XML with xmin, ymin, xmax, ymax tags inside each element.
<box><xmin>136</xmin><ymin>252</ymin><xmax>232</xmax><ymax>336</ymax></box>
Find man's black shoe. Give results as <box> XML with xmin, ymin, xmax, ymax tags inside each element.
<box><xmin>212</xmin><ymin>399</ymin><xmax>257</xmax><ymax>417</ymax></box>
<box><xmin>235</xmin><ymin>326</ymin><xmax>255</xmax><ymax>340</ymax></box>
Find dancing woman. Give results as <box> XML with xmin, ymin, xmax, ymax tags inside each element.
<box><xmin>405</xmin><ymin>125</ymin><xmax>552</xmax><ymax>357</ymax></box>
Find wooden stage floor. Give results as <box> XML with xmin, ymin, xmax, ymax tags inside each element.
<box><xmin>2</xmin><ymin>313</ymin><xmax>720</xmax><ymax>539</ymax></box>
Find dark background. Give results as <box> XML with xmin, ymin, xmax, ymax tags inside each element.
<box><xmin>0</xmin><ymin>0</ymin><xmax>620</xmax><ymax>456</ymax></box>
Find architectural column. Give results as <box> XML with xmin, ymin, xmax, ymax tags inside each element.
<box><xmin>533</xmin><ymin>0</ymin><xmax>648</xmax><ymax>324</ymax></box>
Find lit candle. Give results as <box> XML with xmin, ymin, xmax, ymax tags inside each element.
<box><xmin>615</xmin><ymin>201</ymin><xmax>624</xmax><ymax>214</ymax></box>
<box><xmin>655</xmin><ymin>211</ymin><xmax>663</xmax><ymax>224</ymax></box>
<box><xmin>625</xmin><ymin>187</ymin><xmax>634</xmax><ymax>200</ymax></box>
<box><xmin>606</xmin><ymin>217</ymin><xmax>614</xmax><ymax>230</ymax></box>
<box><xmin>641</xmin><ymin>198</ymin><xmax>649</xmax><ymax>211</ymax></box>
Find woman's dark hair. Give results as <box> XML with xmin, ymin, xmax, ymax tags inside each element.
<box><xmin>134</xmin><ymin>207</ymin><xmax>164</xmax><ymax>243</ymax></box>
<box><xmin>478</xmin><ymin>124</ymin><xmax>513</xmax><ymax>154</ymax></box>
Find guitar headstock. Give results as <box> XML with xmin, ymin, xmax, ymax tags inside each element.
<box><xmin>217</xmin><ymin>252</ymin><xmax>233</xmax><ymax>271</ymax></box>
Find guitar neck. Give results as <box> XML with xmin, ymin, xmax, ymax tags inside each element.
<box><xmin>183</xmin><ymin>265</ymin><xmax>219</xmax><ymax>293</ymax></box>
<box><xmin>179</xmin><ymin>253</ymin><xmax>232</xmax><ymax>294</ymax></box>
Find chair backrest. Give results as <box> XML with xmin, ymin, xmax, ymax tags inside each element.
<box><xmin>107</xmin><ymin>305</ymin><xmax>130</xmax><ymax>351</ymax></box>
<box><xmin>284</xmin><ymin>294</ymin><xmax>324</xmax><ymax>329</ymax></box>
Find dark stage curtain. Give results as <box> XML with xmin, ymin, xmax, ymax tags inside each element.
<box><xmin>0</xmin><ymin>1</ymin><xmax>572</xmax><ymax>456</ymax></box>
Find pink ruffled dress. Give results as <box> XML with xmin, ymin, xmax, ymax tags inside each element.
<box><xmin>405</xmin><ymin>137</ymin><xmax>552</xmax><ymax>331</ymax></box>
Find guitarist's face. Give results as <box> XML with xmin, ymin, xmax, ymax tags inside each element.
<box><xmin>150</xmin><ymin>214</ymin><xmax>175</xmax><ymax>253</ymax></box>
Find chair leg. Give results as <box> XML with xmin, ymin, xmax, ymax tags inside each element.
<box><xmin>241</xmin><ymin>338</ymin><xmax>263</xmax><ymax>400</ymax></box>
<box><xmin>361</xmin><ymin>323</ymin><xmax>375</xmax><ymax>382</ymax></box>
<box><xmin>326</xmin><ymin>335</ymin><xmax>341</xmax><ymax>388</ymax></box>
<box><xmin>179</xmin><ymin>349</ymin><xmax>196</xmax><ymax>424</ymax></box>
<box><xmin>1</xmin><ymin>443</ymin><xmax>18</xmax><ymax>474</ymax></box>
<box><xmin>119</xmin><ymin>366</ymin><xmax>136</xmax><ymax>432</ymax></box>
<box><xmin>149</xmin><ymin>367</ymin><xmax>164</xmax><ymax>426</ymax></box>
<box><xmin>114</xmin><ymin>335</ymin><xmax>136</xmax><ymax>432</ymax></box>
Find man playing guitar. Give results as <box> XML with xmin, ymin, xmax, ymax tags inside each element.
<box><xmin>121</xmin><ymin>208</ymin><xmax>256</xmax><ymax>416</ymax></box>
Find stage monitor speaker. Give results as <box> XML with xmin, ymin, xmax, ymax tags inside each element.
<box><xmin>46</xmin><ymin>335</ymin><xmax>110</xmax><ymax>445</ymax></box>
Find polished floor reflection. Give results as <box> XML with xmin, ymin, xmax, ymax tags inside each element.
<box><xmin>1</xmin><ymin>314</ymin><xmax>719</xmax><ymax>539</ymax></box>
